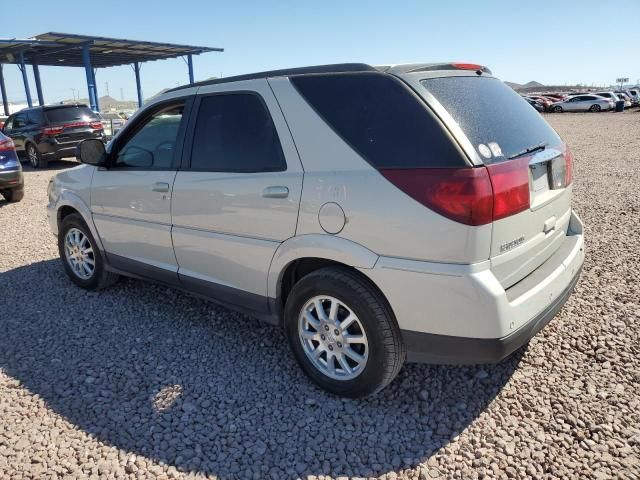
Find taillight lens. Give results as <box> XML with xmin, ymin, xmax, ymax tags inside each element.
<box><xmin>380</xmin><ymin>168</ymin><xmax>494</xmax><ymax>226</ymax></box>
<box><xmin>90</xmin><ymin>121</ymin><xmax>103</xmax><ymax>130</ymax></box>
<box><xmin>380</xmin><ymin>157</ymin><xmax>531</xmax><ymax>226</ymax></box>
<box><xmin>485</xmin><ymin>157</ymin><xmax>531</xmax><ymax>221</ymax></box>
<box><xmin>42</xmin><ymin>126</ymin><xmax>64</xmax><ymax>135</ymax></box>
<box><xmin>564</xmin><ymin>146</ymin><xmax>573</xmax><ymax>186</ymax></box>
<box><xmin>0</xmin><ymin>137</ymin><xmax>15</xmax><ymax>151</ymax></box>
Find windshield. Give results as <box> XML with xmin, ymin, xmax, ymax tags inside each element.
<box><xmin>420</xmin><ymin>76</ymin><xmax>562</xmax><ymax>164</ymax></box>
<box><xmin>44</xmin><ymin>106</ymin><xmax>99</xmax><ymax>124</ymax></box>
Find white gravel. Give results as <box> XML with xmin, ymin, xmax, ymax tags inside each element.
<box><xmin>1</xmin><ymin>112</ymin><xmax>639</xmax><ymax>479</ymax></box>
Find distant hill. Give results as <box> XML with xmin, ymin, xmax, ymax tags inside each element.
<box><xmin>505</xmin><ymin>80</ymin><xmax>544</xmax><ymax>91</ymax></box>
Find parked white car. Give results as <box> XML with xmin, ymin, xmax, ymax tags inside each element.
<box><xmin>550</xmin><ymin>94</ymin><xmax>614</xmax><ymax>112</ymax></box>
<box><xmin>47</xmin><ymin>62</ymin><xmax>585</xmax><ymax>397</ymax></box>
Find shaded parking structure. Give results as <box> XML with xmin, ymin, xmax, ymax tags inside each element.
<box><xmin>0</xmin><ymin>32</ymin><xmax>223</xmax><ymax>114</ymax></box>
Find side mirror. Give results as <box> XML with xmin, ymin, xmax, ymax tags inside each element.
<box><xmin>77</xmin><ymin>139</ymin><xmax>107</xmax><ymax>166</ymax></box>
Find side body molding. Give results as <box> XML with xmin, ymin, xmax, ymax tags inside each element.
<box><xmin>267</xmin><ymin>234</ymin><xmax>379</xmax><ymax>299</ymax></box>
<box><xmin>55</xmin><ymin>190</ymin><xmax>105</xmax><ymax>252</ymax></box>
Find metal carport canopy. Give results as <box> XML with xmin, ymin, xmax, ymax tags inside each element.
<box><xmin>0</xmin><ymin>32</ymin><xmax>223</xmax><ymax>114</ymax></box>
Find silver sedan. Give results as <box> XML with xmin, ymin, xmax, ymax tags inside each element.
<box><xmin>550</xmin><ymin>95</ymin><xmax>614</xmax><ymax>113</ymax></box>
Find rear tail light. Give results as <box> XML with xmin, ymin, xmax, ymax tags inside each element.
<box><xmin>0</xmin><ymin>137</ymin><xmax>15</xmax><ymax>151</ymax></box>
<box><xmin>380</xmin><ymin>157</ymin><xmax>531</xmax><ymax>226</ymax></box>
<box><xmin>90</xmin><ymin>121</ymin><xmax>103</xmax><ymax>130</ymax></box>
<box><xmin>451</xmin><ymin>63</ymin><xmax>484</xmax><ymax>71</ymax></box>
<box><xmin>485</xmin><ymin>157</ymin><xmax>531</xmax><ymax>221</ymax></box>
<box><xmin>42</xmin><ymin>126</ymin><xmax>64</xmax><ymax>135</ymax></box>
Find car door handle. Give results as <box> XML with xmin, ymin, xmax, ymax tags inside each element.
<box><xmin>262</xmin><ymin>186</ymin><xmax>289</xmax><ymax>198</ymax></box>
<box><xmin>152</xmin><ymin>182</ymin><xmax>170</xmax><ymax>193</ymax></box>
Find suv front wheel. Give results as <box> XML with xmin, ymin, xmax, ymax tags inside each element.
<box><xmin>285</xmin><ymin>267</ymin><xmax>405</xmax><ymax>397</ymax></box>
<box><xmin>59</xmin><ymin>213</ymin><xmax>119</xmax><ymax>290</ymax></box>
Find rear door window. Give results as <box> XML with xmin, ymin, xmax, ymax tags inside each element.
<box><xmin>44</xmin><ymin>106</ymin><xmax>98</xmax><ymax>124</ymax></box>
<box><xmin>291</xmin><ymin>73</ymin><xmax>466</xmax><ymax>168</ymax></box>
<box><xmin>420</xmin><ymin>76</ymin><xmax>562</xmax><ymax>164</ymax></box>
<box><xmin>189</xmin><ymin>93</ymin><xmax>286</xmax><ymax>172</ymax></box>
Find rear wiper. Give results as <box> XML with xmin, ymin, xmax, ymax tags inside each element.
<box><xmin>508</xmin><ymin>142</ymin><xmax>547</xmax><ymax>160</ymax></box>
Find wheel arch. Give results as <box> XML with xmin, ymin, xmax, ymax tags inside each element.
<box><xmin>55</xmin><ymin>191</ymin><xmax>105</xmax><ymax>251</ymax></box>
<box><xmin>268</xmin><ymin>234</ymin><xmax>380</xmax><ymax>310</ymax></box>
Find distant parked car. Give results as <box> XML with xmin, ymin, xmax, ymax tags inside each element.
<box><xmin>615</xmin><ymin>92</ymin><xmax>632</xmax><ymax>108</ymax></box>
<box><xmin>550</xmin><ymin>95</ymin><xmax>613</xmax><ymax>112</ymax></box>
<box><xmin>524</xmin><ymin>97</ymin><xmax>545</xmax><ymax>112</ymax></box>
<box><xmin>0</xmin><ymin>131</ymin><xmax>24</xmax><ymax>202</ymax></box>
<box><xmin>0</xmin><ymin>116</ymin><xmax>7</xmax><ymax>129</ymax></box>
<box><xmin>592</xmin><ymin>91</ymin><xmax>620</xmax><ymax>105</ymax></box>
<box><xmin>527</xmin><ymin>95</ymin><xmax>553</xmax><ymax>111</ymax></box>
<box><xmin>1</xmin><ymin>104</ymin><xmax>105</xmax><ymax>169</ymax></box>
<box><xmin>96</xmin><ymin>111</ymin><xmax>126</xmax><ymax>138</ymax></box>
<box><xmin>627</xmin><ymin>89</ymin><xmax>639</xmax><ymax>105</ymax></box>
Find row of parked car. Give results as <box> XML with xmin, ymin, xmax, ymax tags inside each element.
<box><xmin>524</xmin><ymin>88</ymin><xmax>640</xmax><ymax>113</ymax></box>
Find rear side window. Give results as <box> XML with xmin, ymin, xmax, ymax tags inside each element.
<box><xmin>190</xmin><ymin>94</ymin><xmax>286</xmax><ymax>172</ymax></box>
<box><xmin>291</xmin><ymin>73</ymin><xmax>466</xmax><ymax>168</ymax></box>
<box><xmin>27</xmin><ymin>110</ymin><xmax>44</xmax><ymax>125</ymax></box>
<box><xmin>44</xmin><ymin>106</ymin><xmax>98</xmax><ymax>124</ymax></box>
<box><xmin>421</xmin><ymin>76</ymin><xmax>562</xmax><ymax>164</ymax></box>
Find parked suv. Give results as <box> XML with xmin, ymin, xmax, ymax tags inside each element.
<box><xmin>1</xmin><ymin>104</ymin><xmax>104</xmax><ymax>169</ymax></box>
<box><xmin>47</xmin><ymin>63</ymin><xmax>585</xmax><ymax>397</ymax></box>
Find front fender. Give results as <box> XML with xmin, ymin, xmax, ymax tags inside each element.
<box><xmin>267</xmin><ymin>234</ymin><xmax>379</xmax><ymax>299</ymax></box>
<box><xmin>54</xmin><ymin>190</ymin><xmax>105</xmax><ymax>252</ymax></box>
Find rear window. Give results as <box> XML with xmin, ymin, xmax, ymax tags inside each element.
<box><xmin>291</xmin><ymin>73</ymin><xmax>466</xmax><ymax>168</ymax></box>
<box><xmin>44</xmin><ymin>106</ymin><xmax>98</xmax><ymax>124</ymax></box>
<box><xmin>420</xmin><ymin>76</ymin><xmax>562</xmax><ymax>164</ymax></box>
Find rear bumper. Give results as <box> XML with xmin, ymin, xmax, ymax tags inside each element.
<box><xmin>0</xmin><ymin>168</ymin><xmax>24</xmax><ymax>190</ymax></box>
<box><xmin>402</xmin><ymin>262</ymin><xmax>582</xmax><ymax>364</ymax></box>
<box><xmin>359</xmin><ymin>210</ymin><xmax>585</xmax><ymax>365</ymax></box>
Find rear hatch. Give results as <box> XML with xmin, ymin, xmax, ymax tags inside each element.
<box><xmin>43</xmin><ymin>105</ymin><xmax>103</xmax><ymax>144</ymax></box>
<box><xmin>415</xmin><ymin>74</ymin><xmax>573</xmax><ymax>289</ymax></box>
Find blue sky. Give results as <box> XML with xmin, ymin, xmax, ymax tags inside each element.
<box><xmin>2</xmin><ymin>0</ymin><xmax>639</xmax><ymax>104</ymax></box>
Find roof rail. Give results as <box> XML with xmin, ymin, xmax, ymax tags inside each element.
<box><xmin>167</xmin><ymin>63</ymin><xmax>377</xmax><ymax>92</ymax></box>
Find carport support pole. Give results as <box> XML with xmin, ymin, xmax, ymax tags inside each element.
<box><xmin>187</xmin><ymin>54</ymin><xmax>194</xmax><ymax>84</ymax></box>
<box><xmin>0</xmin><ymin>64</ymin><xmax>9</xmax><ymax>116</ymax></box>
<box><xmin>32</xmin><ymin>63</ymin><xmax>44</xmax><ymax>106</ymax></box>
<box><xmin>18</xmin><ymin>52</ymin><xmax>32</xmax><ymax>108</ymax></box>
<box><xmin>81</xmin><ymin>45</ymin><xmax>97</xmax><ymax>111</ymax></box>
<box><xmin>92</xmin><ymin>68</ymin><xmax>100</xmax><ymax>112</ymax></box>
<box><xmin>134</xmin><ymin>62</ymin><xmax>142</xmax><ymax>108</ymax></box>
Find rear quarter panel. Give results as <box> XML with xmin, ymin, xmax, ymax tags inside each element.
<box><xmin>268</xmin><ymin>77</ymin><xmax>492</xmax><ymax>264</ymax></box>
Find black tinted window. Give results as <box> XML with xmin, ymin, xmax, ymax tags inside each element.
<box><xmin>421</xmin><ymin>76</ymin><xmax>562</xmax><ymax>164</ymax></box>
<box><xmin>13</xmin><ymin>113</ymin><xmax>27</xmax><ymax>129</ymax></box>
<box><xmin>27</xmin><ymin>110</ymin><xmax>43</xmax><ymax>125</ymax></box>
<box><xmin>190</xmin><ymin>94</ymin><xmax>286</xmax><ymax>172</ymax></box>
<box><xmin>115</xmin><ymin>105</ymin><xmax>183</xmax><ymax>169</ymax></box>
<box><xmin>292</xmin><ymin>73</ymin><xmax>465</xmax><ymax>168</ymax></box>
<box><xmin>45</xmin><ymin>106</ymin><xmax>98</xmax><ymax>124</ymax></box>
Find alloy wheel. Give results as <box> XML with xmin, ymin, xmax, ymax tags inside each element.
<box><xmin>64</xmin><ymin>228</ymin><xmax>95</xmax><ymax>280</ymax></box>
<box><xmin>298</xmin><ymin>295</ymin><xmax>369</xmax><ymax>381</ymax></box>
<box><xmin>28</xmin><ymin>145</ymin><xmax>38</xmax><ymax>168</ymax></box>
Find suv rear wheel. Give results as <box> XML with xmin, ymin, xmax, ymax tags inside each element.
<box><xmin>59</xmin><ymin>213</ymin><xmax>119</xmax><ymax>290</ymax></box>
<box><xmin>284</xmin><ymin>267</ymin><xmax>405</xmax><ymax>397</ymax></box>
<box><xmin>26</xmin><ymin>143</ymin><xmax>47</xmax><ymax>169</ymax></box>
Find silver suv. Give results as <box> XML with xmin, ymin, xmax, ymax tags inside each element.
<box><xmin>47</xmin><ymin>62</ymin><xmax>585</xmax><ymax>397</ymax></box>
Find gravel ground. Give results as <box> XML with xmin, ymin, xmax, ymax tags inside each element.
<box><xmin>1</xmin><ymin>112</ymin><xmax>639</xmax><ymax>479</ymax></box>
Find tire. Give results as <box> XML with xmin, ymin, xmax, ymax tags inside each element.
<box><xmin>589</xmin><ymin>104</ymin><xmax>601</xmax><ymax>112</ymax></box>
<box><xmin>284</xmin><ymin>266</ymin><xmax>405</xmax><ymax>397</ymax></box>
<box><xmin>552</xmin><ymin>106</ymin><xmax>563</xmax><ymax>113</ymax></box>
<box><xmin>1</xmin><ymin>189</ymin><xmax>24</xmax><ymax>202</ymax></box>
<box><xmin>58</xmin><ymin>213</ymin><xmax>119</xmax><ymax>290</ymax></box>
<box><xmin>26</xmin><ymin>143</ymin><xmax>47</xmax><ymax>169</ymax></box>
